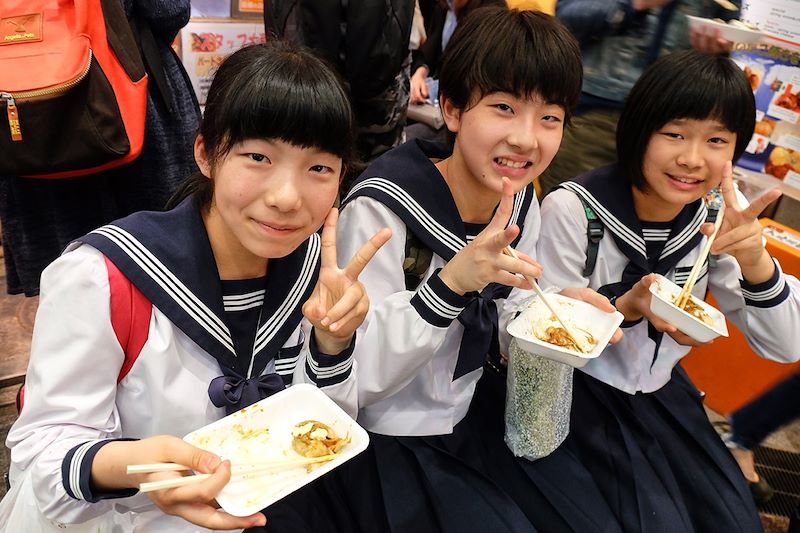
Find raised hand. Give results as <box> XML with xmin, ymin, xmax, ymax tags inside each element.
<box><xmin>93</xmin><ymin>436</ymin><xmax>266</xmax><ymax>530</ymax></box>
<box><xmin>438</xmin><ymin>177</ymin><xmax>542</xmax><ymax>295</ymax></box>
<box><xmin>708</xmin><ymin>161</ymin><xmax>781</xmax><ymax>283</ymax></box>
<box><xmin>303</xmin><ymin>208</ymin><xmax>392</xmax><ymax>354</ymax></box>
<box><xmin>559</xmin><ymin>287</ymin><xmax>624</xmax><ymax>344</ymax></box>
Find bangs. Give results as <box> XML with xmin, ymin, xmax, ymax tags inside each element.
<box><xmin>202</xmin><ymin>43</ymin><xmax>354</xmax><ymax>162</ymax></box>
<box><xmin>618</xmin><ymin>50</ymin><xmax>756</xmax><ymax>188</ymax></box>
<box><xmin>439</xmin><ymin>8</ymin><xmax>582</xmax><ymax>114</ymax></box>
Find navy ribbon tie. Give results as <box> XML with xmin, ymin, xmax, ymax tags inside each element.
<box><xmin>209</xmin><ymin>369</ymin><xmax>286</xmax><ymax>415</ymax></box>
<box><xmin>454</xmin><ymin>283</ymin><xmax>511</xmax><ymax>380</ymax></box>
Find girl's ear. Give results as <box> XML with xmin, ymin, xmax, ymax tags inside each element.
<box><xmin>440</xmin><ymin>95</ymin><xmax>462</xmax><ymax>134</ymax></box>
<box><xmin>194</xmin><ymin>135</ymin><xmax>212</xmax><ymax>177</ymax></box>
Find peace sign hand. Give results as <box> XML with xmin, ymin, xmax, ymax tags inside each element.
<box><xmin>707</xmin><ymin>161</ymin><xmax>781</xmax><ymax>284</ymax></box>
<box><xmin>438</xmin><ymin>177</ymin><xmax>542</xmax><ymax>295</ymax></box>
<box><xmin>303</xmin><ymin>208</ymin><xmax>392</xmax><ymax>354</ymax></box>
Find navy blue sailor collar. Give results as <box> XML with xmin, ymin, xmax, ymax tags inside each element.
<box><xmin>342</xmin><ymin>139</ymin><xmax>535</xmax><ymax>259</ymax></box>
<box><xmin>78</xmin><ymin>196</ymin><xmax>320</xmax><ymax>378</ymax></box>
<box><xmin>559</xmin><ymin>164</ymin><xmax>707</xmax><ymax>275</ymax></box>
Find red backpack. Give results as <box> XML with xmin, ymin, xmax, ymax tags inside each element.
<box><xmin>0</xmin><ymin>0</ymin><xmax>148</xmax><ymax>179</ymax></box>
<box><xmin>17</xmin><ymin>258</ymin><xmax>152</xmax><ymax>413</ymax></box>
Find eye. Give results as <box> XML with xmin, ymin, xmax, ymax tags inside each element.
<box><xmin>542</xmin><ymin>114</ymin><xmax>563</xmax><ymax>124</ymax></box>
<box><xmin>661</xmin><ymin>131</ymin><xmax>683</xmax><ymax>140</ymax></box>
<box><xmin>493</xmin><ymin>103</ymin><xmax>513</xmax><ymax>113</ymax></box>
<box><xmin>708</xmin><ymin>136</ymin><xmax>729</xmax><ymax>145</ymax></box>
<box><xmin>310</xmin><ymin>164</ymin><xmax>334</xmax><ymax>174</ymax></box>
<box><xmin>248</xmin><ymin>153</ymin><xmax>269</xmax><ymax>163</ymax></box>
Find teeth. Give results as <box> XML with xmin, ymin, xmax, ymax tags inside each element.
<box><xmin>673</xmin><ymin>175</ymin><xmax>699</xmax><ymax>184</ymax></box>
<box><xmin>497</xmin><ymin>157</ymin><xmax>527</xmax><ymax>169</ymax></box>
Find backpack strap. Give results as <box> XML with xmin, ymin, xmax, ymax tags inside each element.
<box><xmin>16</xmin><ymin>257</ymin><xmax>152</xmax><ymax>415</ymax></box>
<box><xmin>104</xmin><ymin>257</ymin><xmax>152</xmax><ymax>382</ymax></box>
<box><xmin>579</xmin><ymin>196</ymin><xmax>605</xmax><ymax>277</ymax></box>
<box><xmin>403</xmin><ymin>230</ymin><xmax>433</xmax><ymax>291</ymax></box>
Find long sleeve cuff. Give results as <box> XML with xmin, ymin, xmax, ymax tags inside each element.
<box><xmin>62</xmin><ymin>438</ymin><xmax>139</xmax><ymax>503</ymax></box>
<box><xmin>306</xmin><ymin>331</ymin><xmax>355</xmax><ymax>388</ymax></box>
<box><xmin>740</xmin><ymin>259</ymin><xmax>789</xmax><ymax>308</ymax></box>
<box><xmin>410</xmin><ymin>269</ymin><xmax>471</xmax><ymax>327</ymax></box>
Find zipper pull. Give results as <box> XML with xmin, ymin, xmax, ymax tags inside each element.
<box><xmin>1</xmin><ymin>93</ymin><xmax>22</xmax><ymax>142</ymax></box>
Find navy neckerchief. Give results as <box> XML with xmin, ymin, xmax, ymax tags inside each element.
<box><xmin>342</xmin><ymin>139</ymin><xmax>535</xmax><ymax>379</ymax></box>
<box><xmin>79</xmin><ymin>197</ymin><xmax>321</xmax><ymax>413</ymax></box>
<box><xmin>559</xmin><ymin>165</ymin><xmax>707</xmax><ymax>364</ymax></box>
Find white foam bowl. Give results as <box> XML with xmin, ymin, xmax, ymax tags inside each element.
<box><xmin>649</xmin><ymin>274</ymin><xmax>729</xmax><ymax>343</ymax></box>
<box><xmin>507</xmin><ymin>293</ymin><xmax>624</xmax><ymax>368</ymax></box>
<box><xmin>183</xmin><ymin>384</ymin><xmax>368</xmax><ymax>517</ymax></box>
<box><xmin>687</xmin><ymin>16</ymin><xmax>767</xmax><ymax>45</ymax></box>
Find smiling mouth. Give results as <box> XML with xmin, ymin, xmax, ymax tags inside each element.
<box><xmin>257</xmin><ymin>221</ymin><xmax>298</xmax><ymax>233</ymax></box>
<box><xmin>495</xmin><ymin>157</ymin><xmax>532</xmax><ymax>169</ymax></box>
<box><xmin>668</xmin><ymin>174</ymin><xmax>702</xmax><ymax>185</ymax></box>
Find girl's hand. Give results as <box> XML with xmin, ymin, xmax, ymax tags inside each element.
<box><xmin>410</xmin><ymin>66</ymin><xmax>430</xmax><ymax>104</ymax></box>
<box><xmin>708</xmin><ymin>161</ymin><xmax>781</xmax><ymax>284</ymax></box>
<box><xmin>439</xmin><ymin>178</ymin><xmax>543</xmax><ymax>295</ymax></box>
<box><xmin>559</xmin><ymin>287</ymin><xmax>624</xmax><ymax>344</ymax></box>
<box><xmin>304</xmin><ymin>208</ymin><xmax>392</xmax><ymax>354</ymax></box>
<box><xmin>93</xmin><ymin>436</ymin><xmax>266</xmax><ymax>529</ymax></box>
<box><xmin>614</xmin><ymin>275</ymin><xmax>709</xmax><ymax>347</ymax></box>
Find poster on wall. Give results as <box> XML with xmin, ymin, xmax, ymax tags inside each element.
<box><xmin>180</xmin><ymin>21</ymin><xmax>267</xmax><ymax>105</ymax></box>
<box><xmin>231</xmin><ymin>0</ymin><xmax>264</xmax><ymax>19</ymax></box>
<box><xmin>741</xmin><ymin>0</ymin><xmax>800</xmax><ymax>47</ymax></box>
<box><xmin>733</xmin><ymin>44</ymin><xmax>800</xmax><ymax>190</ymax></box>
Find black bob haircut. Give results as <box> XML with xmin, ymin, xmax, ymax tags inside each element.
<box><xmin>617</xmin><ymin>49</ymin><xmax>756</xmax><ymax>190</ymax></box>
<box><xmin>169</xmin><ymin>41</ymin><xmax>355</xmax><ymax>209</ymax></box>
<box><xmin>438</xmin><ymin>7</ymin><xmax>582</xmax><ymax>119</ymax></box>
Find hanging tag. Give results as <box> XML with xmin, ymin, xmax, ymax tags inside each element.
<box><xmin>5</xmin><ymin>97</ymin><xmax>22</xmax><ymax>141</ymax></box>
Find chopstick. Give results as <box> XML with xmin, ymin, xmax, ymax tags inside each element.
<box><xmin>675</xmin><ymin>204</ymin><xmax>725</xmax><ymax>309</ymax></box>
<box><xmin>132</xmin><ymin>454</ymin><xmax>339</xmax><ymax>493</ymax></box>
<box><xmin>503</xmin><ymin>246</ymin><xmax>586</xmax><ymax>353</ymax></box>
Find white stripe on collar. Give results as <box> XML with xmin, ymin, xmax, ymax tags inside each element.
<box><xmin>250</xmin><ymin>234</ymin><xmax>320</xmax><ymax>374</ymax></box>
<box><xmin>92</xmin><ymin>225</ymin><xmax>235</xmax><ymax>354</ymax></box>
<box><xmin>348</xmin><ymin>178</ymin><xmax>465</xmax><ymax>254</ymax></box>
<box><xmin>561</xmin><ymin>182</ymin><xmax>646</xmax><ymax>257</ymax></box>
<box><xmin>661</xmin><ymin>203</ymin><xmax>706</xmax><ymax>259</ymax></box>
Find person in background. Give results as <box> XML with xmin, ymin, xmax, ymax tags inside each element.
<box><xmin>265</xmin><ymin>0</ymin><xmax>416</xmax><ymax>187</ymax></box>
<box><xmin>4</xmin><ymin>41</ymin><xmax>390</xmax><ymax>532</ymax></box>
<box><xmin>724</xmin><ymin>371</ymin><xmax>800</xmax><ymax>504</ymax></box>
<box><xmin>538</xmin><ymin>0</ymin><xmax>741</xmax><ymax>198</ymax></box>
<box><xmin>538</xmin><ymin>49</ymin><xmax>800</xmax><ymax>532</ymax></box>
<box><xmin>0</xmin><ymin>0</ymin><xmax>201</xmax><ymax>297</ymax></box>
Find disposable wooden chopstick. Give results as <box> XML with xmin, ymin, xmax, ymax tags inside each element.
<box><xmin>128</xmin><ymin>454</ymin><xmax>338</xmax><ymax>475</ymax></box>
<box><xmin>503</xmin><ymin>246</ymin><xmax>586</xmax><ymax>353</ymax></box>
<box><xmin>675</xmin><ymin>204</ymin><xmax>725</xmax><ymax>309</ymax></box>
<box><xmin>133</xmin><ymin>454</ymin><xmax>339</xmax><ymax>493</ymax></box>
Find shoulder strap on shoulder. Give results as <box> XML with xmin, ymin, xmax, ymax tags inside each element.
<box><xmin>578</xmin><ymin>195</ymin><xmax>605</xmax><ymax>277</ymax></box>
<box><xmin>104</xmin><ymin>257</ymin><xmax>152</xmax><ymax>382</ymax></box>
<box><xmin>16</xmin><ymin>256</ymin><xmax>153</xmax><ymax>415</ymax></box>
<box><xmin>403</xmin><ymin>230</ymin><xmax>433</xmax><ymax>291</ymax></box>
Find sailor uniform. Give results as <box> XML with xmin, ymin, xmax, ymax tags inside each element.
<box><xmin>6</xmin><ymin>198</ymin><xmax>356</xmax><ymax>533</ymax></box>
<box><xmin>314</xmin><ymin>140</ymin><xmax>623</xmax><ymax>533</ymax></box>
<box><xmin>536</xmin><ymin>165</ymin><xmax>800</xmax><ymax>532</ymax></box>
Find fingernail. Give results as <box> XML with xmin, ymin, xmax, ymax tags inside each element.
<box><xmin>321</xmin><ymin>317</ymin><xmax>330</xmax><ymax>327</ymax></box>
<box><xmin>329</xmin><ymin>322</ymin><xmax>339</xmax><ymax>331</ymax></box>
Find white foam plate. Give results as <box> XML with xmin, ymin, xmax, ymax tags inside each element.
<box><xmin>649</xmin><ymin>274</ymin><xmax>728</xmax><ymax>343</ymax></box>
<box><xmin>686</xmin><ymin>16</ymin><xmax>767</xmax><ymax>45</ymax></box>
<box><xmin>507</xmin><ymin>293</ymin><xmax>623</xmax><ymax>368</ymax></box>
<box><xmin>183</xmin><ymin>384</ymin><xmax>368</xmax><ymax>517</ymax></box>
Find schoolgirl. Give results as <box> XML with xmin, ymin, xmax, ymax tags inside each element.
<box><xmin>5</xmin><ymin>42</ymin><xmax>389</xmax><ymax>532</ymax></box>
<box><xmin>538</xmin><ymin>49</ymin><xmax>800</xmax><ymax>532</ymax></box>
<box><xmin>327</xmin><ymin>8</ymin><xmax>623</xmax><ymax>533</ymax></box>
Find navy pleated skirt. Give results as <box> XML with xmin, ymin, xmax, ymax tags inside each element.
<box><xmin>257</xmin><ymin>363</ymin><xmax>623</xmax><ymax>533</ymax></box>
<box><xmin>564</xmin><ymin>366</ymin><xmax>763</xmax><ymax>533</ymax></box>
